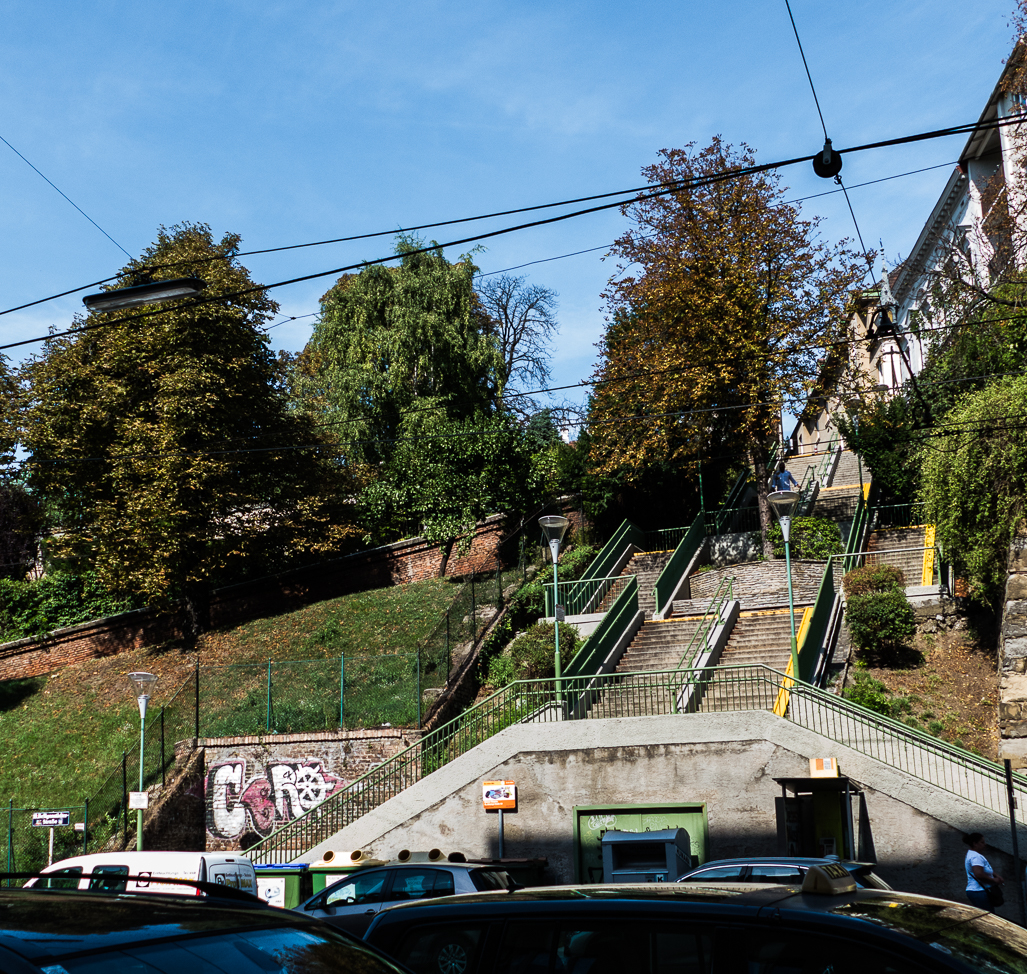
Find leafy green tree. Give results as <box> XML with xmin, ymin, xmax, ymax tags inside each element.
<box><xmin>920</xmin><ymin>373</ymin><xmax>1027</xmax><ymax>602</ymax></box>
<box><xmin>590</xmin><ymin>139</ymin><xmax>864</xmax><ymax>555</ymax></box>
<box><xmin>300</xmin><ymin>237</ymin><xmax>502</xmax><ymax>468</ymax></box>
<box><xmin>20</xmin><ymin>223</ymin><xmax>354</xmax><ymax>637</ymax></box>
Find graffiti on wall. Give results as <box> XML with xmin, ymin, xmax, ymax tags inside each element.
<box><xmin>206</xmin><ymin>759</ymin><xmax>347</xmax><ymax>839</ymax></box>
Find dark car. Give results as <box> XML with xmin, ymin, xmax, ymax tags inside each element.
<box><xmin>0</xmin><ymin>878</ymin><xmax>411</xmax><ymax>974</ymax></box>
<box><xmin>295</xmin><ymin>861</ymin><xmax>517</xmax><ymax>936</ymax></box>
<box><xmin>362</xmin><ymin>864</ymin><xmax>1027</xmax><ymax>974</ymax></box>
<box><xmin>677</xmin><ymin>856</ymin><xmax>891</xmax><ymax>889</ymax></box>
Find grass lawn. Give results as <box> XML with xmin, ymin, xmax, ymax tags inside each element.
<box><xmin>0</xmin><ymin>577</ymin><xmax>461</xmax><ymax>812</ymax></box>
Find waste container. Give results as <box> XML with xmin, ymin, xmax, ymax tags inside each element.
<box><xmin>600</xmin><ymin>829</ymin><xmax>691</xmax><ymax>883</ymax></box>
<box><xmin>253</xmin><ymin>864</ymin><xmax>313</xmax><ymax>908</ymax></box>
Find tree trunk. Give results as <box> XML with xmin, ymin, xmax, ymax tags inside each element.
<box><xmin>752</xmin><ymin>446</ymin><xmax>776</xmax><ymax>560</ymax></box>
<box><xmin>438</xmin><ymin>537</ymin><xmax>456</xmax><ymax>578</ymax></box>
<box><xmin>182</xmin><ymin>584</ymin><xmax>211</xmax><ymax>646</ymax></box>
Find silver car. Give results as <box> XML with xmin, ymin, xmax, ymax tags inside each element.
<box><xmin>295</xmin><ymin>862</ymin><xmax>515</xmax><ymax>936</ymax></box>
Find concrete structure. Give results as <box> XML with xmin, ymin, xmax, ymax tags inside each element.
<box><xmin>300</xmin><ymin>711</ymin><xmax>1024</xmax><ymax>919</ymax></box>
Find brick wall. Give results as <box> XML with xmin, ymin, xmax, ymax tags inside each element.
<box><xmin>0</xmin><ymin>516</ymin><xmax>507</xmax><ymax>684</ymax></box>
<box><xmin>200</xmin><ymin>728</ymin><xmax>419</xmax><ymax>852</ymax></box>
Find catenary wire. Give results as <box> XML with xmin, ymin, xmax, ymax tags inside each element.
<box><xmin>0</xmin><ymin>131</ymin><xmax>132</xmax><ymax>260</ymax></box>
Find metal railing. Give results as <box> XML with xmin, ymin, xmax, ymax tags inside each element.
<box><xmin>641</xmin><ymin>526</ymin><xmax>690</xmax><ymax>552</ymax></box>
<box><xmin>653</xmin><ymin>513</ymin><xmax>705</xmax><ymax>617</ymax></box>
<box><xmin>706</xmin><ymin>506</ymin><xmax>761</xmax><ymax>537</ymax></box>
<box><xmin>543</xmin><ymin>574</ymin><xmax>630</xmax><ymax>618</ymax></box>
<box><xmin>676</xmin><ymin>576</ymin><xmax>734</xmax><ymax>670</ymax></box>
<box><xmin>578</xmin><ymin>520</ymin><xmax>646</xmax><ymax>586</ymax></box>
<box><xmin>873</xmin><ymin>501</ymin><xmax>929</xmax><ymax>530</ymax></box>
<box><xmin>246</xmin><ymin>661</ymin><xmax>1027</xmax><ymax>863</ymax></box>
<box><xmin>564</xmin><ymin>576</ymin><xmax>640</xmax><ymax>680</ymax></box>
<box><xmin>816</xmin><ymin>432</ymin><xmax>841</xmax><ymax>484</ymax></box>
<box><xmin>840</xmin><ymin>545</ymin><xmax>950</xmax><ymax>592</ymax></box>
<box><xmin>796</xmin><ymin>564</ymin><xmax>836</xmax><ymax>684</ymax></box>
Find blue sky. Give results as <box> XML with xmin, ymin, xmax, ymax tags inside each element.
<box><xmin>0</xmin><ymin>0</ymin><xmax>1015</xmax><ymax>419</ymax></box>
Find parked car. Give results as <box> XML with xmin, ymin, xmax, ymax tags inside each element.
<box><xmin>25</xmin><ymin>850</ymin><xmax>258</xmax><ymax>897</ymax></box>
<box><xmin>676</xmin><ymin>856</ymin><xmax>891</xmax><ymax>889</ymax></box>
<box><xmin>0</xmin><ymin>876</ymin><xmax>410</xmax><ymax>974</ymax></box>
<box><xmin>295</xmin><ymin>860</ymin><xmax>517</xmax><ymax>936</ymax></box>
<box><xmin>362</xmin><ymin>864</ymin><xmax>1027</xmax><ymax>974</ymax></box>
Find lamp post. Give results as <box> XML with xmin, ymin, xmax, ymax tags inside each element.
<box><xmin>539</xmin><ymin>515</ymin><xmax>570</xmax><ymax>701</ymax></box>
<box><xmin>768</xmin><ymin>491</ymin><xmax>800</xmax><ymax>681</ymax></box>
<box><xmin>128</xmin><ymin>671</ymin><xmax>157</xmax><ymax>851</ymax></box>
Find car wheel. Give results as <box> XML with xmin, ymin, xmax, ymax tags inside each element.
<box><xmin>434</xmin><ymin>937</ymin><xmax>471</xmax><ymax>974</ymax></box>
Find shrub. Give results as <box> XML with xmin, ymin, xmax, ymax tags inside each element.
<box><xmin>769</xmin><ymin>517</ymin><xmax>844</xmax><ymax>560</ymax></box>
<box><xmin>843</xmin><ymin>671</ymin><xmax>892</xmax><ymax>716</ymax></box>
<box><xmin>845</xmin><ymin>589</ymin><xmax>917</xmax><ymax>661</ymax></box>
<box><xmin>843</xmin><ymin>563</ymin><xmax>905</xmax><ymax>597</ymax></box>
<box><xmin>483</xmin><ymin>620</ymin><xmax>582</xmax><ymax>689</ymax></box>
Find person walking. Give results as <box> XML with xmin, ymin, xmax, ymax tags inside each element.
<box><xmin>964</xmin><ymin>832</ymin><xmax>1004</xmax><ymax>910</ymax></box>
<box><xmin>773</xmin><ymin>468</ymin><xmax>799</xmax><ymax>492</ymax></box>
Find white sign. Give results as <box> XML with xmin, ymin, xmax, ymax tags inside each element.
<box><xmin>129</xmin><ymin>791</ymin><xmax>149</xmax><ymax>810</ymax></box>
<box><xmin>74</xmin><ymin>822</ymin><xmax>85</xmax><ymax>832</ymax></box>
<box><xmin>31</xmin><ymin>811</ymin><xmax>70</xmax><ymax>828</ymax></box>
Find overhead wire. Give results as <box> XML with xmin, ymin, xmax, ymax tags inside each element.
<box><xmin>0</xmin><ymin>131</ymin><xmax>132</xmax><ymax>260</ymax></box>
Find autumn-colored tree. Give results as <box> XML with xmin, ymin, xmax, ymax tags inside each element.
<box><xmin>20</xmin><ymin>223</ymin><xmax>355</xmax><ymax>637</ymax></box>
<box><xmin>590</xmin><ymin>139</ymin><xmax>864</xmax><ymax>554</ymax></box>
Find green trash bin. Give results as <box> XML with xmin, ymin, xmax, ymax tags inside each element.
<box><xmin>254</xmin><ymin>864</ymin><xmax>313</xmax><ymax>908</ymax></box>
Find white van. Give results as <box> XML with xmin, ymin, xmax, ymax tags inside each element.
<box><xmin>26</xmin><ymin>851</ymin><xmax>257</xmax><ymax>897</ymax></box>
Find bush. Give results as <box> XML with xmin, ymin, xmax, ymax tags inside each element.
<box><xmin>512</xmin><ymin>542</ymin><xmax>597</xmax><ymax>617</ymax></box>
<box><xmin>845</xmin><ymin>589</ymin><xmax>917</xmax><ymax>661</ymax></box>
<box><xmin>483</xmin><ymin>620</ymin><xmax>582</xmax><ymax>689</ymax></box>
<box><xmin>842</xmin><ymin>563</ymin><xmax>905</xmax><ymax>597</ymax></box>
<box><xmin>0</xmin><ymin>571</ymin><xmax>140</xmax><ymax>643</ymax></box>
<box><xmin>768</xmin><ymin>517</ymin><xmax>843</xmax><ymax>560</ymax></box>
<box><xmin>843</xmin><ymin>671</ymin><xmax>892</xmax><ymax>716</ymax></box>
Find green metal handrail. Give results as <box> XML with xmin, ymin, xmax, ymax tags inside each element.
<box><xmin>816</xmin><ymin>431</ymin><xmax>840</xmax><ymax>483</ymax></box>
<box><xmin>707</xmin><ymin>506</ymin><xmax>761</xmax><ymax>537</ymax></box>
<box><xmin>796</xmin><ymin>565</ymin><xmax>835</xmax><ymax>683</ymax></box>
<box><xmin>576</xmin><ymin>519</ymin><xmax>646</xmax><ymax>588</ymax></box>
<box><xmin>544</xmin><ymin>574</ymin><xmax>629</xmax><ymax>617</ymax></box>
<box><xmin>675</xmin><ymin>575</ymin><xmax>734</xmax><ymax>670</ymax></box>
<box><xmin>653</xmin><ymin>512</ymin><xmax>705</xmax><ymax>617</ymax></box>
<box><xmin>244</xmin><ymin>661</ymin><xmax>1027</xmax><ymax>864</ymax></box>
<box><xmin>873</xmin><ymin>501</ymin><xmax>929</xmax><ymax>529</ymax></box>
<box><xmin>564</xmin><ymin>575</ymin><xmax>640</xmax><ymax>680</ymax></box>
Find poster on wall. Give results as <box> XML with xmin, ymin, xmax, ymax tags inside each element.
<box><xmin>482</xmin><ymin>780</ymin><xmax>516</xmax><ymax>810</ymax></box>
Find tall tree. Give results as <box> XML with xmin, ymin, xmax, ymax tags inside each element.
<box><xmin>21</xmin><ymin>223</ymin><xmax>353</xmax><ymax>637</ymax></box>
<box><xmin>590</xmin><ymin>139</ymin><xmax>864</xmax><ymax>554</ymax></box>
<box><xmin>300</xmin><ymin>237</ymin><xmax>502</xmax><ymax>468</ymax></box>
<box><xmin>476</xmin><ymin>274</ymin><xmax>558</xmax><ymax>416</ymax></box>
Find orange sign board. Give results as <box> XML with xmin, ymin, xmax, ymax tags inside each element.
<box><xmin>482</xmin><ymin>780</ymin><xmax>516</xmax><ymax>810</ymax></box>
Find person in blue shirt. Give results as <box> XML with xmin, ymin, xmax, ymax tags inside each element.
<box><xmin>773</xmin><ymin>468</ymin><xmax>799</xmax><ymax>492</ymax></box>
<box><xmin>964</xmin><ymin>832</ymin><xmax>1004</xmax><ymax>910</ymax></box>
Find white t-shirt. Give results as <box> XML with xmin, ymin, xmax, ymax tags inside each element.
<box><xmin>966</xmin><ymin>849</ymin><xmax>992</xmax><ymax>891</ymax></box>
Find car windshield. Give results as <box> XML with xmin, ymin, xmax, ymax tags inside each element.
<box><xmin>834</xmin><ymin>899</ymin><xmax>1027</xmax><ymax>972</ymax></box>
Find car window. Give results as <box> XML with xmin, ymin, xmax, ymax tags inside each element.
<box><xmin>325</xmin><ymin>870</ymin><xmax>387</xmax><ymax>907</ymax></box>
<box><xmin>683</xmin><ymin>865</ymin><xmax>744</xmax><ymax>882</ymax></box>
<box><xmin>392</xmin><ymin>923</ymin><xmax>487</xmax><ymax>974</ymax></box>
<box><xmin>88</xmin><ymin>864</ymin><xmax>129</xmax><ymax>893</ymax></box>
<box><xmin>494</xmin><ymin>920</ymin><xmax>710</xmax><ymax>974</ymax></box>
<box><xmin>748</xmin><ymin>865</ymin><xmax>805</xmax><ymax>884</ymax></box>
<box><xmin>470</xmin><ymin>868</ymin><xmax>514</xmax><ymax>891</ymax></box>
<box><xmin>52</xmin><ymin>925</ymin><xmax>406</xmax><ymax>974</ymax></box>
<box><xmin>385</xmin><ymin>869</ymin><xmax>453</xmax><ymax>903</ymax></box>
<box><xmin>39</xmin><ymin>866</ymin><xmax>83</xmax><ymax>889</ymax></box>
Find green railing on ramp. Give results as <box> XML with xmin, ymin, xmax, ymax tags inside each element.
<box><xmin>564</xmin><ymin>576</ymin><xmax>640</xmax><ymax>680</ymax></box>
<box><xmin>653</xmin><ymin>513</ymin><xmax>705</xmax><ymax>617</ymax></box>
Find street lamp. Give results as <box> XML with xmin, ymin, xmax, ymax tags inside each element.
<box><xmin>539</xmin><ymin>515</ymin><xmax>570</xmax><ymax>700</ymax></box>
<box><xmin>83</xmin><ymin>277</ymin><xmax>207</xmax><ymax>312</ymax></box>
<box><xmin>128</xmin><ymin>671</ymin><xmax>157</xmax><ymax>851</ymax></box>
<box><xmin>768</xmin><ymin>491</ymin><xmax>801</xmax><ymax>682</ymax></box>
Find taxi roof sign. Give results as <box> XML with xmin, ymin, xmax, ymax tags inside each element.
<box><xmin>801</xmin><ymin>862</ymin><xmax>858</xmax><ymax>895</ymax></box>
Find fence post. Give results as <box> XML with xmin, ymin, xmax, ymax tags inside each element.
<box><xmin>340</xmin><ymin>655</ymin><xmax>345</xmax><ymax>730</ymax></box>
<box><xmin>471</xmin><ymin>574</ymin><xmax>477</xmax><ymax>642</ymax></box>
<box><xmin>266</xmin><ymin>660</ymin><xmax>272</xmax><ymax>732</ymax></box>
<box><xmin>194</xmin><ymin>660</ymin><xmax>200</xmax><ymax>741</ymax></box>
<box><xmin>82</xmin><ymin>799</ymin><xmax>88</xmax><ymax>854</ymax></box>
<box><xmin>6</xmin><ymin>798</ymin><xmax>12</xmax><ymax>882</ymax></box>
<box><xmin>416</xmin><ymin>647</ymin><xmax>422</xmax><ymax>728</ymax></box>
<box><xmin>160</xmin><ymin>709</ymin><xmax>166</xmax><ymax>788</ymax></box>
<box><xmin>121</xmin><ymin>751</ymin><xmax>128</xmax><ymax>845</ymax></box>
<box><xmin>446</xmin><ymin>613</ymin><xmax>450</xmax><ymax>672</ymax></box>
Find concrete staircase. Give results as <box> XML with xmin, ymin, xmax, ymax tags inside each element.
<box><xmin>812</xmin><ymin>485</ymin><xmax>862</xmax><ymax>520</ymax></box>
<box><xmin>614</xmin><ymin>616</ymin><xmax>708</xmax><ymax>674</ymax></box>
<box><xmin>830</xmin><ymin>449</ymin><xmax>864</xmax><ymax>487</ymax></box>
<box><xmin>865</xmin><ymin>526</ymin><xmax>929</xmax><ymax>587</ymax></box>
<box><xmin>698</xmin><ymin>609</ymin><xmax>800</xmax><ymax>712</ymax></box>
<box><xmin>600</xmin><ymin>550</ymin><xmax>673</xmax><ymax>619</ymax></box>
